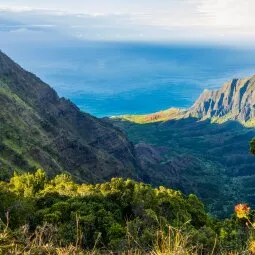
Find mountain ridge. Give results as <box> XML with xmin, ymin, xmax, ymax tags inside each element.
<box><xmin>0</xmin><ymin>50</ymin><xmax>141</xmax><ymax>181</ymax></box>
<box><xmin>109</xmin><ymin>75</ymin><xmax>255</xmax><ymax>217</ymax></box>
<box><xmin>188</xmin><ymin>75</ymin><xmax>255</xmax><ymax>125</ymax></box>
<box><xmin>114</xmin><ymin>75</ymin><xmax>255</xmax><ymax>127</ymax></box>
<box><xmin>2</xmin><ymin>50</ymin><xmax>255</xmax><ymax>217</ymax></box>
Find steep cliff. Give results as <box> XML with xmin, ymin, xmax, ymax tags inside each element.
<box><xmin>187</xmin><ymin>75</ymin><xmax>255</xmax><ymax>125</ymax></box>
<box><xmin>0</xmin><ymin>50</ymin><xmax>140</xmax><ymax>181</ymax></box>
<box><xmin>116</xmin><ymin>75</ymin><xmax>255</xmax><ymax>127</ymax></box>
<box><xmin>110</xmin><ymin>74</ymin><xmax>255</xmax><ymax>217</ymax></box>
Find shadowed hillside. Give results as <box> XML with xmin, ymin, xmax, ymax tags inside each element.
<box><xmin>2</xmin><ymin>50</ymin><xmax>255</xmax><ymax>218</ymax></box>
<box><xmin>110</xmin><ymin>117</ymin><xmax>255</xmax><ymax>218</ymax></box>
<box><xmin>0</xmin><ymin>50</ymin><xmax>141</xmax><ymax>181</ymax></box>
<box><xmin>110</xmin><ymin>75</ymin><xmax>255</xmax><ymax>217</ymax></box>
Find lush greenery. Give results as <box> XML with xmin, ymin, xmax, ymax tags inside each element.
<box><xmin>2</xmin><ymin>50</ymin><xmax>255</xmax><ymax>223</ymax></box>
<box><xmin>0</xmin><ymin>52</ymin><xmax>139</xmax><ymax>183</ymax></box>
<box><xmin>0</xmin><ymin>169</ymin><xmax>252</xmax><ymax>254</ymax></box>
<box><xmin>111</xmin><ymin>117</ymin><xmax>255</xmax><ymax>218</ymax></box>
<box><xmin>2</xmin><ymin>48</ymin><xmax>255</xmax><ymax>254</ymax></box>
<box><xmin>112</xmin><ymin>108</ymin><xmax>182</xmax><ymax>124</ymax></box>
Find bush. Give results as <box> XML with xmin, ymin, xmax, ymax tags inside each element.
<box><xmin>0</xmin><ymin>169</ymin><xmax>250</xmax><ymax>253</ymax></box>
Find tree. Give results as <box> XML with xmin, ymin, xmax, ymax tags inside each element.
<box><xmin>9</xmin><ymin>169</ymin><xmax>47</xmax><ymax>197</ymax></box>
<box><xmin>250</xmin><ymin>138</ymin><xmax>255</xmax><ymax>155</ymax></box>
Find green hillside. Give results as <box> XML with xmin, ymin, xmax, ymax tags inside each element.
<box><xmin>110</xmin><ymin>117</ymin><xmax>255</xmax><ymax>218</ymax></box>
<box><xmin>2</xmin><ymin>50</ymin><xmax>255</xmax><ymax>220</ymax></box>
<box><xmin>115</xmin><ymin>75</ymin><xmax>255</xmax><ymax>128</ymax></box>
<box><xmin>112</xmin><ymin>108</ymin><xmax>183</xmax><ymax>124</ymax></box>
<box><xmin>2</xmin><ymin>50</ymin><xmax>255</xmax><ymax>253</ymax></box>
<box><xmin>0</xmin><ymin>50</ymin><xmax>140</xmax><ymax>182</ymax></box>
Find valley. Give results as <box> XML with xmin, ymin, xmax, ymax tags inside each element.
<box><xmin>111</xmin><ymin>75</ymin><xmax>255</xmax><ymax>217</ymax></box>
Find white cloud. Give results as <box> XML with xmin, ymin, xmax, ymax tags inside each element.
<box><xmin>0</xmin><ymin>5</ymin><xmax>48</xmax><ymax>13</ymax></box>
<box><xmin>0</xmin><ymin>0</ymin><xmax>255</xmax><ymax>45</ymax></box>
<box><xmin>196</xmin><ymin>0</ymin><xmax>255</xmax><ymax>27</ymax></box>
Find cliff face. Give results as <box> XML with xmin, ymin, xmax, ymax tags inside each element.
<box><xmin>109</xmin><ymin>74</ymin><xmax>255</xmax><ymax>217</ymax></box>
<box><xmin>0</xmin><ymin>51</ymin><xmax>140</xmax><ymax>181</ymax></box>
<box><xmin>114</xmin><ymin>75</ymin><xmax>255</xmax><ymax>127</ymax></box>
<box><xmin>187</xmin><ymin>76</ymin><xmax>255</xmax><ymax>124</ymax></box>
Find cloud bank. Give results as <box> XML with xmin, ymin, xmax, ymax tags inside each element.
<box><xmin>0</xmin><ymin>0</ymin><xmax>254</xmax><ymax>46</ymax></box>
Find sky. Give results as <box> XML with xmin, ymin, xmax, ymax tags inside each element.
<box><xmin>0</xmin><ymin>0</ymin><xmax>255</xmax><ymax>45</ymax></box>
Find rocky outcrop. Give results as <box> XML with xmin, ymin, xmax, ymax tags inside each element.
<box><xmin>187</xmin><ymin>75</ymin><xmax>255</xmax><ymax>124</ymax></box>
<box><xmin>116</xmin><ymin>75</ymin><xmax>255</xmax><ymax>126</ymax></box>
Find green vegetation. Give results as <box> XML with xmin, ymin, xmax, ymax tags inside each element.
<box><xmin>0</xmin><ymin>84</ymin><xmax>46</xmax><ymax>179</ymax></box>
<box><xmin>111</xmin><ymin>117</ymin><xmax>255</xmax><ymax>218</ymax></box>
<box><xmin>2</xmin><ymin>49</ymin><xmax>255</xmax><ymax>254</ymax></box>
<box><xmin>0</xmin><ymin>51</ymin><xmax>139</xmax><ymax>183</ymax></box>
<box><xmin>0</xmin><ymin>170</ymin><xmax>252</xmax><ymax>254</ymax></box>
<box><xmin>234</xmin><ymin>203</ymin><xmax>255</xmax><ymax>254</ymax></box>
<box><xmin>113</xmin><ymin>108</ymin><xmax>183</xmax><ymax>124</ymax></box>
<box><xmin>250</xmin><ymin>137</ymin><xmax>255</xmax><ymax>155</ymax></box>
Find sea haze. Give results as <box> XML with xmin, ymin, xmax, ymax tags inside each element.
<box><xmin>2</xmin><ymin>41</ymin><xmax>255</xmax><ymax>117</ymax></box>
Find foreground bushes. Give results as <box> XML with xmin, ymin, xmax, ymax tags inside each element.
<box><xmin>0</xmin><ymin>170</ymin><xmax>251</xmax><ymax>254</ymax></box>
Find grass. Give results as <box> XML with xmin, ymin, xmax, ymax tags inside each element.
<box><xmin>0</xmin><ymin>208</ymin><xmax>247</xmax><ymax>255</ymax></box>
<box><xmin>112</xmin><ymin>108</ymin><xmax>184</xmax><ymax>124</ymax></box>
<box><xmin>0</xmin><ymin>222</ymin><xmax>249</xmax><ymax>255</ymax></box>
<box><xmin>112</xmin><ymin>105</ymin><xmax>255</xmax><ymax>128</ymax></box>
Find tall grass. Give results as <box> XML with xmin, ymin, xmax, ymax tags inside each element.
<box><xmin>0</xmin><ymin>215</ymin><xmax>249</xmax><ymax>255</ymax></box>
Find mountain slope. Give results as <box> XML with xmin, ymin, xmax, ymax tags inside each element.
<box><xmin>0</xmin><ymin>50</ymin><xmax>140</xmax><ymax>181</ymax></box>
<box><xmin>116</xmin><ymin>75</ymin><xmax>255</xmax><ymax>126</ymax></box>
<box><xmin>110</xmin><ymin>116</ymin><xmax>255</xmax><ymax>217</ymax></box>
<box><xmin>112</xmin><ymin>108</ymin><xmax>182</xmax><ymax>124</ymax></box>
<box><xmin>109</xmin><ymin>75</ymin><xmax>255</xmax><ymax>217</ymax></box>
<box><xmin>188</xmin><ymin>75</ymin><xmax>255</xmax><ymax>125</ymax></box>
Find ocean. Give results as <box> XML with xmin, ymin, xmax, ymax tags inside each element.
<box><xmin>2</xmin><ymin>41</ymin><xmax>255</xmax><ymax>117</ymax></box>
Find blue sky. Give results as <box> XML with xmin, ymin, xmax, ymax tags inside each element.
<box><xmin>0</xmin><ymin>0</ymin><xmax>255</xmax><ymax>45</ymax></box>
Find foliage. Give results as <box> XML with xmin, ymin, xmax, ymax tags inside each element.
<box><xmin>0</xmin><ymin>65</ymin><xmax>139</xmax><ymax>184</ymax></box>
<box><xmin>0</xmin><ymin>170</ymin><xmax>218</xmax><ymax>252</ymax></box>
<box><xmin>111</xmin><ymin>117</ymin><xmax>255</xmax><ymax>218</ymax></box>
<box><xmin>10</xmin><ymin>169</ymin><xmax>47</xmax><ymax>197</ymax></box>
<box><xmin>113</xmin><ymin>108</ymin><xmax>182</xmax><ymax>124</ymax></box>
<box><xmin>250</xmin><ymin>137</ymin><xmax>255</xmax><ymax>156</ymax></box>
<box><xmin>0</xmin><ymin>170</ymin><xmax>253</xmax><ymax>254</ymax></box>
<box><xmin>234</xmin><ymin>203</ymin><xmax>255</xmax><ymax>254</ymax></box>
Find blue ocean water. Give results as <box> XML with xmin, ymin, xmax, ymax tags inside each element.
<box><xmin>2</xmin><ymin>41</ymin><xmax>255</xmax><ymax>117</ymax></box>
